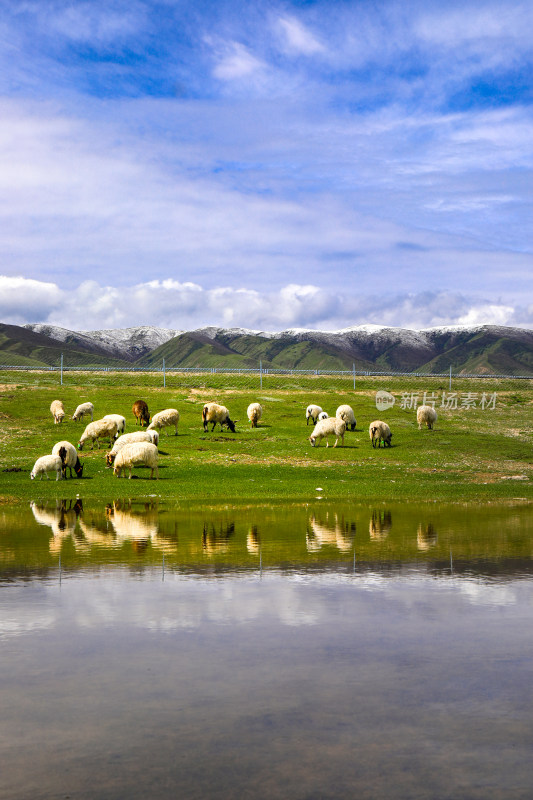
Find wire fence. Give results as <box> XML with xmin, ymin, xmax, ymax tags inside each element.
<box><xmin>1</xmin><ymin>359</ymin><xmax>532</xmax><ymax>398</ymax></box>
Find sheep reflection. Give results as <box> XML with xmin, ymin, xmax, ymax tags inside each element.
<box><xmin>417</xmin><ymin>522</ymin><xmax>438</xmax><ymax>551</ymax></box>
<box><xmin>31</xmin><ymin>499</ymin><xmax>83</xmax><ymax>554</ymax></box>
<box><xmin>306</xmin><ymin>512</ymin><xmax>355</xmax><ymax>552</ymax></box>
<box><xmin>202</xmin><ymin>521</ymin><xmax>235</xmax><ymax>555</ymax></box>
<box><xmin>369</xmin><ymin>510</ymin><xmax>392</xmax><ymax>541</ymax></box>
<box><xmin>247</xmin><ymin>524</ymin><xmax>260</xmax><ymax>555</ymax></box>
<box><xmin>105</xmin><ymin>500</ymin><xmax>175</xmax><ymax>554</ymax></box>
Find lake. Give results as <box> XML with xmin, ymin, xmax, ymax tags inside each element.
<box><xmin>1</xmin><ymin>499</ymin><xmax>532</xmax><ymax>799</ymax></box>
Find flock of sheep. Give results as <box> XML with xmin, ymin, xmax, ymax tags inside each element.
<box><xmin>30</xmin><ymin>396</ymin><xmax>438</xmax><ymax>481</ymax></box>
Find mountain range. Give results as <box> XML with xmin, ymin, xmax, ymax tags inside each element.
<box><xmin>0</xmin><ymin>322</ymin><xmax>530</xmax><ymax>375</ymax></box>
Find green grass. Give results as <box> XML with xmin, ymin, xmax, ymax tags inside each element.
<box><xmin>0</xmin><ymin>373</ymin><xmax>531</xmax><ymax>506</ymax></box>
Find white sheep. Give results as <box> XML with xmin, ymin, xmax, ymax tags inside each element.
<box><xmin>147</xmin><ymin>408</ymin><xmax>180</xmax><ymax>436</ymax></box>
<box><xmin>105</xmin><ymin>430</ymin><xmax>159</xmax><ymax>467</ymax></box>
<box><xmin>77</xmin><ymin>418</ymin><xmax>118</xmax><ymax>450</ymax></box>
<box><xmin>50</xmin><ymin>399</ymin><xmax>65</xmax><ymax>424</ymax></box>
<box><xmin>72</xmin><ymin>402</ymin><xmax>94</xmax><ymax>422</ymax></box>
<box><xmin>30</xmin><ymin>454</ymin><xmax>64</xmax><ymax>480</ymax></box>
<box><xmin>202</xmin><ymin>403</ymin><xmax>236</xmax><ymax>433</ymax></box>
<box><xmin>52</xmin><ymin>440</ymin><xmax>84</xmax><ymax>478</ymax></box>
<box><xmin>336</xmin><ymin>404</ymin><xmax>357</xmax><ymax>431</ymax></box>
<box><xmin>103</xmin><ymin>413</ymin><xmax>126</xmax><ymax>435</ymax></box>
<box><xmin>247</xmin><ymin>402</ymin><xmax>262</xmax><ymax>428</ymax></box>
<box><xmin>318</xmin><ymin>411</ymin><xmax>329</xmax><ymax>421</ymax></box>
<box><xmin>369</xmin><ymin>420</ymin><xmax>392</xmax><ymax>448</ymax></box>
<box><xmin>113</xmin><ymin>442</ymin><xmax>159</xmax><ymax>479</ymax></box>
<box><xmin>417</xmin><ymin>405</ymin><xmax>438</xmax><ymax>430</ymax></box>
<box><xmin>306</xmin><ymin>404</ymin><xmax>322</xmax><ymax>425</ymax></box>
<box><xmin>309</xmin><ymin>417</ymin><xmax>346</xmax><ymax>448</ymax></box>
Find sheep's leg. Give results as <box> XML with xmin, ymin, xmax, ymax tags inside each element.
<box><xmin>211</xmin><ymin>422</ymin><xmax>216</xmax><ymax>431</ymax></box>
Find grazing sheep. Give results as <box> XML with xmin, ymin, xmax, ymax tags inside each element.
<box><xmin>336</xmin><ymin>404</ymin><xmax>357</xmax><ymax>431</ymax></box>
<box><xmin>132</xmin><ymin>399</ymin><xmax>150</xmax><ymax>427</ymax></box>
<box><xmin>77</xmin><ymin>418</ymin><xmax>118</xmax><ymax>450</ymax></box>
<box><xmin>306</xmin><ymin>404</ymin><xmax>322</xmax><ymax>425</ymax></box>
<box><xmin>52</xmin><ymin>440</ymin><xmax>84</xmax><ymax>478</ymax></box>
<box><xmin>72</xmin><ymin>402</ymin><xmax>94</xmax><ymax>422</ymax></box>
<box><xmin>247</xmin><ymin>402</ymin><xmax>262</xmax><ymax>428</ymax></box>
<box><xmin>202</xmin><ymin>403</ymin><xmax>236</xmax><ymax>433</ymax></box>
<box><xmin>113</xmin><ymin>442</ymin><xmax>159</xmax><ymax>479</ymax></box>
<box><xmin>417</xmin><ymin>405</ymin><xmax>438</xmax><ymax>430</ymax></box>
<box><xmin>50</xmin><ymin>399</ymin><xmax>65</xmax><ymax>424</ymax></box>
<box><xmin>309</xmin><ymin>417</ymin><xmax>346</xmax><ymax>448</ymax></box>
<box><xmin>103</xmin><ymin>413</ymin><xmax>126</xmax><ymax>435</ymax></box>
<box><xmin>369</xmin><ymin>420</ymin><xmax>392</xmax><ymax>448</ymax></box>
<box><xmin>318</xmin><ymin>411</ymin><xmax>329</xmax><ymax>421</ymax></box>
<box><xmin>105</xmin><ymin>430</ymin><xmax>160</xmax><ymax>467</ymax></box>
<box><xmin>30</xmin><ymin>454</ymin><xmax>64</xmax><ymax>481</ymax></box>
<box><xmin>147</xmin><ymin>408</ymin><xmax>180</xmax><ymax>436</ymax></box>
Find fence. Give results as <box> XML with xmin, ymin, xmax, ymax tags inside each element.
<box><xmin>0</xmin><ymin>358</ymin><xmax>532</xmax><ymax>396</ymax></box>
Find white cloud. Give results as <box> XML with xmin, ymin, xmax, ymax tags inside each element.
<box><xmin>0</xmin><ymin>276</ymin><xmax>531</xmax><ymax>333</ymax></box>
<box><xmin>212</xmin><ymin>41</ymin><xmax>265</xmax><ymax>81</ymax></box>
<box><xmin>277</xmin><ymin>16</ymin><xmax>325</xmax><ymax>56</ymax></box>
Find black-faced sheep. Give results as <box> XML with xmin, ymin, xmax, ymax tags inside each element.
<box><xmin>306</xmin><ymin>405</ymin><xmax>322</xmax><ymax>425</ymax></box>
<box><xmin>202</xmin><ymin>403</ymin><xmax>236</xmax><ymax>433</ymax></box>
<box><xmin>52</xmin><ymin>440</ymin><xmax>84</xmax><ymax>478</ymax></box>
<box><xmin>369</xmin><ymin>420</ymin><xmax>392</xmax><ymax>448</ymax></box>
<box><xmin>336</xmin><ymin>404</ymin><xmax>356</xmax><ymax>431</ymax></box>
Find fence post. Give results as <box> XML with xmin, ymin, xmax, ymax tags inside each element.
<box><xmin>60</xmin><ymin>353</ymin><xmax>63</xmax><ymax>386</ymax></box>
<box><xmin>353</xmin><ymin>362</ymin><xmax>355</xmax><ymax>390</ymax></box>
<box><xmin>449</xmin><ymin>365</ymin><xmax>452</xmax><ymax>391</ymax></box>
<box><xmin>260</xmin><ymin>359</ymin><xmax>263</xmax><ymax>390</ymax></box>
<box><xmin>163</xmin><ymin>358</ymin><xmax>166</xmax><ymax>388</ymax></box>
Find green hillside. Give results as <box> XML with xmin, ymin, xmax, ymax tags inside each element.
<box><xmin>0</xmin><ymin>324</ymin><xmax>130</xmax><ymax>369</ymax></box>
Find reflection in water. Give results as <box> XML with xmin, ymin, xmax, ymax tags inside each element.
<box><xmin>247</xmin><ymin>524</ymin><xmax>260</xmax><ymax>555</ymax></box>
<box><xmin>3</xmin><ymin>499</ymin><xmax>533</xmax><ymax>800</ymax></box>
<box><xmin>202</xmin><ymin>521</ymin><xmax>235</xmax><ymax>555</ymax></box>
<box><xmin>306</xmin><ymin>511</ymin><xmax>356</xmax><ymax>552</ymax></box>
<box><xmin>31</xmin><ymin>499</ymin><xmax>84</xmax><ymax>554</ymax></box>
<box><xmin>369</xmin><ymin>509</ymin><xmax>392</xmax><ymax>541</ymax></box>
<box><xmin>417</xmin><ymin>522</ymin><xmax>438</xmax><ymax>551</ymax></box>
<box><xmin>106</xmin><ymin>500</ymin><xmax>177</xmax><ymax>555</ymax></box>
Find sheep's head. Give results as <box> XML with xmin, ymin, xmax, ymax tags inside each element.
<box><xmin>75</xmin><ymin>460</ymin><xmax>84</xmax><ymax>477</ymax></box>
<box><xmin>226</xmin><ymin>418</ymin><xmax>236</xmax><ymax>433</ymax></box>
<box><xmin>309</xmin><ymin>435</ymin><xmax>316</xmax><ymax>447</ymax></box>
<box><xmin>105</xmin><ymin>452</ymin><xmax>115</xmax><ymax>468</ymax></box>
<box><xmin>77</xmin><ymin>441</ymin><xmax>83</xmax><ymax>451</ymax></box>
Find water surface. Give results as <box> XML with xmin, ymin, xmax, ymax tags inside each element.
<box><xmin>1</xmin><ymin>500</ymin><xmax>532</xmax><ymax>799</ymax></box>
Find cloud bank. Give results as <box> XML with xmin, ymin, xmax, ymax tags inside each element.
<box><xmin>1</xmin><ymin>276</ymin><xmax>530</xmax><ymax>333</ymax></box>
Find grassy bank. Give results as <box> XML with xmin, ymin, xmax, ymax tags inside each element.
<box><xmin>0</xmin><ymin>373</ymin><xmax>531</xmax><ymax>505</ymax></box>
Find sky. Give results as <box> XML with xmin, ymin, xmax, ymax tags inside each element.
<box><xmin>0</xmin><ymin>0</ymin><xmax>532</xmax><ymax>333</ymax></box>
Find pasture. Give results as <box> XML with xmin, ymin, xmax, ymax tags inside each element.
<box><xmin>0</xmin><ymin>371</ymin><xmax>531</xmax><ymax>505</ymax></box>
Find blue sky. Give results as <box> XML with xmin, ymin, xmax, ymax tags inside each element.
<box><xmin>0</xmin><ymin>0</ymin><xmax>532</xmax><ymax>331</ymax></box>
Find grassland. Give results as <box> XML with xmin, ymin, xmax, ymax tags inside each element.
<box><xmin>0</xmin><ymin>370</ymin><xmax>531</xmax><ymax>506</ymax></box>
